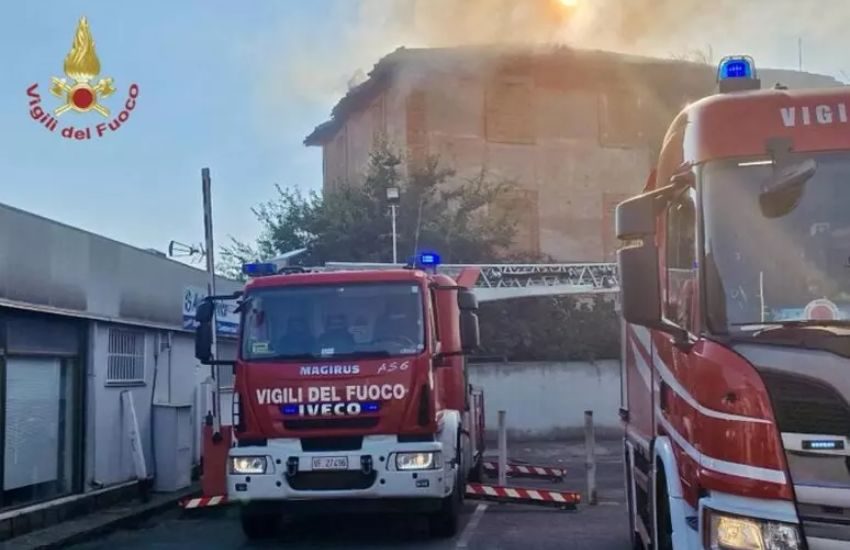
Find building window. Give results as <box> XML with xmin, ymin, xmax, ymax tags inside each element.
<box><xmin>491</xmin><ymin>188</ymin><xmax>540</xmax><ymax>256</ymax></box>
<box><xmin>485</xmin><ymin>77</ymin><xmax>535</xmax><ymax>145</ymax></box>
<box><xmin>107</xmin><ymin>328</ymin><xmax>145</xmax><ymax>385</ymax></box>
<box><xmin>599</xmin><ymin>90</ymin><xmax>645</xmax><ymax>148</ymax></box>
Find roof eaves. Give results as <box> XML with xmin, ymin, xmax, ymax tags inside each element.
<box><xmin>303</xmin><ymin>48</ymin><xmax>413</xmax><ymax>146</ymax></box>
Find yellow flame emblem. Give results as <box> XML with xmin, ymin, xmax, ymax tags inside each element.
<box><xmin>50</xmin><ymin>17</ymin><xmax>115</xmax><ymax>117</ymax></box>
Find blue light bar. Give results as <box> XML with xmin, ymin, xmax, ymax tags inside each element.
<box><xmin>242</xmin><ymin>262</ymin><xmax>277</xmax><ymax>277</ymax></box>
<box><xmin>803</xmin><ymin>439</ymin><xmax>845</xmax><ymax>451</ymax></box>
<box><xmin>281</xmin><ymin>404</ymin><xmax>299</xmax><ymax>415</ymax></box>
<box><xmin>418</xmin><ymin>252</ymin><xmax>441</xmax><ymax>267</ymax></box>
<box><xmin>718</xmin><ymin>56</ymin><xmax>754</xmax><ymax>80</ymax></box>
<box><xmin>362</xmin><ymin>401</ymin><xmax>380</xmax><ymax>413</ymax></box>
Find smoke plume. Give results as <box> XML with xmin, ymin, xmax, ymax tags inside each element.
<box><xmin>255</xmin><ymin>0</ymin><xmax>849</xmax><ymax>137</ymax></box>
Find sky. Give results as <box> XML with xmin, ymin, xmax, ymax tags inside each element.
<box><xmin>0</xmin><ymin>1</ymin><xmax>345</xmax><ymax>259</ymax></box>
<box><xmin>1</xmin><ymin>1</ymin><xmax>848</xmax><ymax>262</ymax></box>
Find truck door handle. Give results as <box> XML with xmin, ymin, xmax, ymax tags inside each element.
<box><xmin>659</xmin><ymin>382</ymin><xmax>670</xmax><ymax>413</ymax></box>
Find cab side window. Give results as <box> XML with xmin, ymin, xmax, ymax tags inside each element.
<box><xmin>665</xmin><ymin>188</ymin><xmax>697</xmax><ymax>331</ymax></box>
<box><xmin>429</xmin><ymin>290</ymin><xmax>440</xmax><ymax>349</ymax></box>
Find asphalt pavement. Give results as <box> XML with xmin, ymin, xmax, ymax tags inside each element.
<box><xmin>67</xmin><ymin>440</ymin><xmax>629</xmax><ymax>550</ymax></box>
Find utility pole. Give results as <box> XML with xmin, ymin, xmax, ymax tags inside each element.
<box><xmin>386</xmin><ymin>187</ymin><xmax>400</xmax><ymax>264</ymax></box>
<box><xmin>798</xmin><ymin>37</ymin><xmax>803</xmax><ymax>71</ymax></box>
<box><xmin>201</xmin><ymin>167</ymin><xmax>221</xmax><ymax>437</ymax></box>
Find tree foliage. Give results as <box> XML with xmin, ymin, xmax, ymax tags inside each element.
<box><xmin>475</xmin><ymin>296</ymin><xmax>621</xmax><ymax>362</ymax></box>
<box><xmin>220</xmin><ymin>145</ymin><xmax>520</xmax><ymax>279</ymax></box>
<box><xmin>217</xmin><ymin>144</ymin><xmax>618</xmax><ymax>363</ymax></box>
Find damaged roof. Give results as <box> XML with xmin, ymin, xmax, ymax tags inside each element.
<box><xmin>303</xmin><ymin>45</ymin><xmax>843</xmax><ymax>146</ymax></box>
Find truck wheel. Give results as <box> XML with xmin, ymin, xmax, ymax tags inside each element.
<box><xmin>468</xmin><ymin>455</ymin><xmax>485</xmax><ymax>483</ymax></box>
<box><xmin>240</xmin><ymin>504</ymin><xmax>277</xmax><ymax>540</ymax></box>
<box><xmin>655</xmin><ymin>469</ymin><xmax>674</xmax><ymax>550</ymax></box>
<box><xmin>428</xmin><ymin>471</ymin><xmax>462</xmax><ymax>538</ymax></box>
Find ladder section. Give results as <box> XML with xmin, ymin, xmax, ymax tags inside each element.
<box><xmin>322</xmin><ymin>262</ymin><xmax>620</xmax><ymax>295</ymax></box>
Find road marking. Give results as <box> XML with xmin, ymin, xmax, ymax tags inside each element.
<box><xmin>456</xmin><ymin>503</ymin><xmax>488</xmax><ymax>548</ymax></box>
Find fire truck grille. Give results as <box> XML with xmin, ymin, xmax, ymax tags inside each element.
<box><xmin>283</xmin><ymin>418</ymin><xmax>380</xmax><ymax>431</ymax></box>
<box><xmin>759</xmin><ymin>369</ymin><xmax>850</xmax><ymax>437</ymax></box>
<box><xmin>287</xmin><ymin>470</ymin><xmax>377</xmax><ymax>491</ymax></box>
<box><xmin>301</xmin><ymin>436</ymin><xmax>363</xmax><ymax>452</ymax></box>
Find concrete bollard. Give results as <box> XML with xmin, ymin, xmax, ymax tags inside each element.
<box><xmin>585</xmin><ymin>410</ymin><xmax>598</xmax><ymax>505</ymax></box>
<box><xmin>498</xmin><ymin>410</ymin><xmax>507</xmax><ymax>487</ymax></box>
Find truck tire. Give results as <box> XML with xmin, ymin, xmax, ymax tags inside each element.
<box><xmin>468</xmin><ymin>455</ymin><xmax>485</xmax><ymax>483</ymax></box>
<box><xmin>428</xmin><ymin>470</ymin><xmax>462</xmax><ymax>538</ymax></box>
<box><xmin>655</xmin><ymin>468</ymin><xmax>674</xmax><ymax>550</ymax></box>
<box><xmin>240</xmin><ymin>504</ymin><xmax>277</xmax><ymax>540</ymax></box>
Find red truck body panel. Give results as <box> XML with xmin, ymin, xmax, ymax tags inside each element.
<box><xmin>622</xmin><ymin>78</ymin><xmax>850</xmax><ymax>548</ymax></box>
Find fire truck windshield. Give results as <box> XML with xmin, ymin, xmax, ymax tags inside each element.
<box><xmin>240</xmin><ymin>281</ymin><xmax>426</xmax><ymax>361</ymax></box>
<box><xmin>703</xmin><ymin>151</ymin><xmax>850</xmax><ymax>332</ymax></box>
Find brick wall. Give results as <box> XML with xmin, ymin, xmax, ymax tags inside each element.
<box><xmin>317</xmin><ymin>55</ymin><xmax>719</xmax><ymax>260</ymax></box>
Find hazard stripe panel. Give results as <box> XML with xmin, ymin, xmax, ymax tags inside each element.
<box><xmin>482</xmin><ymin>461</ymin><xmax>566</xmax><ymax>479</ymax></box>
<box><xmin>465</xmin><ymin>483</ymin><xmax>580</xmax><ymax>508</ymax></box>
<box><xmin>180</xmin><ymin>495</ymin><xmax>229</xmax><ymax>509</ymax></box>
<box><xmin>182</xmin><ymin>483</ymin><xmax>581</xmax><ymax>510</ymax></box>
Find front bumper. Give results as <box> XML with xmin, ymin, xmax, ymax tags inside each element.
<box><xmin>227</xmin><ymin>435</ymin><xmax>454</xmax><ymax>503</ymax></box>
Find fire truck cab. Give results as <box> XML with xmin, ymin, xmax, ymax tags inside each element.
<box><xmin>194</xmin><ymin>254</ymin><xmax>486</xmax><ymax>540</ymax></box>
<box><xmin>618</xmin><ymin>56</ymin><xmax>850</xmax><ymax>549</ymax></box>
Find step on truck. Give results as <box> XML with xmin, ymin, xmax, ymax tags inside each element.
<box><xmin>617</xmin><ymin>55</ymin><xmax>850</xmax><ymax>550</ymax></box>
<box><xmin>193</xmin><ymin>253</ymin><xmax>486</xmax><ymax>540</ymax></box>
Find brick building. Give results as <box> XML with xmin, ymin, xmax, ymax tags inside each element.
<box><xmin>305</xmin><ymin>46</ymin><xmax>841</xmax><ymax>261</ymax></box>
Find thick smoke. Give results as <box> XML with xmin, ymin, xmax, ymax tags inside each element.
<box><xmin>255</xmin><ymin>0</ymin><xmax>848</xmax><ymax>137</ymax></box>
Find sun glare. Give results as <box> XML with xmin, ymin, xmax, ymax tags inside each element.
<box><xmin>558</xmin><ymin>0</ymin><xmax>579</xmax><ymax>7</ymax></box>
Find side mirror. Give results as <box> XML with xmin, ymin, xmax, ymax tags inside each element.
<box><xmin>458</xmin><ymin>288</ymin><xmax>478</xmax><ymax>311</ymax></box>
<box><xmin>459</xmin><ymin>310</ymin><xmax>480</xmax><ymax>353</ymax></box>
<box><xmin>618</xmin><ymin>242</ymin><xmax>663</xmax><ymax>328</ymax></box>
<box><xmin>195</xmin><ymin>299</ymin><xmax>215</xmax><ymax>323</ymax></box>
<box><xmin>615</xmin><ymin>185</ymin><xmax>691</xmax><ymax>344</ymax></box>
<box><xmin>195</xmin><ymin>320</ymin><xmax>213</xmax><ymax>363</ymax></box>
<box><xmin>616</xmin><ymin>191</ymin><xmax>663</xmax><ymax>329</ymax></box>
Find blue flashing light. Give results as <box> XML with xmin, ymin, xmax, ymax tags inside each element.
<box><xmin>362</xmin><ymin>401</ymin><xmax>381</xmax><ymax>413</ymax></box>
<box><xmin>281</xmin><ymin>404</ymin><xmax>299</xmax><ymax>415</ymax></box>
<box><xmin>242</xmin><ymin>262</ymin><xmax>277</xmax><ymax>277</ymax></box>
<box><xmin>718</xmin><ymin>57</ymin><xmax>754</xmax><ymax>80</ymax></box>
<box><xmin>418</xmin><ymin>252</ymin><xmax>441</xmax><ymax>267</ymax></box>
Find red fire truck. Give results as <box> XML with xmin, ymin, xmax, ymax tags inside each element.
<box><xmin>618</xmin><ymin>56</ymin><xmax>850</xmax><ymax>549</ymax></box>
<box><xmin>193</xmin><ymin>254</ymin><xmax>486</xmax><ymax>539</ymax></box>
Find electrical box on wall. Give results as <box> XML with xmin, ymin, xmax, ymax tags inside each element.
<box><xmin>152</xmin><ymin>403</ymin><xmax>193</xmax><ymax>492</ymax></box>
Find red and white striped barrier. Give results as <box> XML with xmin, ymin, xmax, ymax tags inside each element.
<box><xmin>465</xmin><ymin>482</ymin><xmax>580</xmax><ymax>509</ymax></box>
<box><xmin>180</xmin><ymin>495</ymin><xmax>228</xmax><ymax>509</ymax></box>
<box><xmin>181</xmin><ymin>481</ymin><xmax>580</xmax><ymax>510</ymax></box>
<box><xmin>483</xmin><ymin>461</ymin><xmax>566</xmax><ymax>480</ymax></box>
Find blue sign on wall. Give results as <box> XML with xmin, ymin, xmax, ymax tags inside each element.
<box><xmin>182</xmin><ymin>286</ymin><xmax>239</xmax><ymax>336</ymax></box>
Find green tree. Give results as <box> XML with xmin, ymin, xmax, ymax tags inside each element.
<box><xmin>220</xmin><ymin>144</ymin><xmax>520</xmax><ymax>278</ymax></box>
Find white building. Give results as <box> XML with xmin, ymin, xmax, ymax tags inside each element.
<box><xmin>0</xmin><ymin>201</ymin><xmax>239</xmax><ymax>525</ymax></box>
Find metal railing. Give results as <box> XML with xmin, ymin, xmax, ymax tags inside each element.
<box><xmin>322</xmin><ymin>262</ymin><xmax>620</xmax><ymax>295</ymax></box>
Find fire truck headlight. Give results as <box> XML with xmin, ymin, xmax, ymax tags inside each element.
<box><xmin>230</xmin><ymin>456</ymin><xmax>268</xmax><ymax>475</ymax></box>
<box><xmin>395</xmin><ymin>452</ymin><xmax>440</xmax><ymax>470</ymax></box>
<box><xmin>706</xmin><ymin>510</ymin><xmax>801</xmax><ymax>550</ymax></box>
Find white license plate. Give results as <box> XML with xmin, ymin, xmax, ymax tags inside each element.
<box><xmin>311</xmin><ymin>456</ymin><xmax>349</xmax><ymax>470</ymax></box>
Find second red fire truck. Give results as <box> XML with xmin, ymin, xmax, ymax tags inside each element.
<box><xmin>618</xmin><ymin>55</ymin><xmax>850</xmax><ymax>549</ymax></box>
<box><xmin>193</xmin><ymin>253</ymin><xmax>486</xmax><ymax>539</ymax></box>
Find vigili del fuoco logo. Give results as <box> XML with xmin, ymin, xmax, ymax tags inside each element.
<box><xmin>26</xmin><ymin>16</ymin><xmax>139</xmax><ymax>140</ymax></box>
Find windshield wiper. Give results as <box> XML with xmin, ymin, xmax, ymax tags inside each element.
<box><xmin>318</xmin><ymin>350</ymin><xmax>393</xmax><ymax>359</ymax></box>
<box><xmin>251</xmin><ymin>353</ymin><xmax>320</xmax><ymax>361</ymax></box>
<box><xmin>734</xmin><ymin>319</ymin><xmax>850</xmax><ymax>332</ymax></box>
